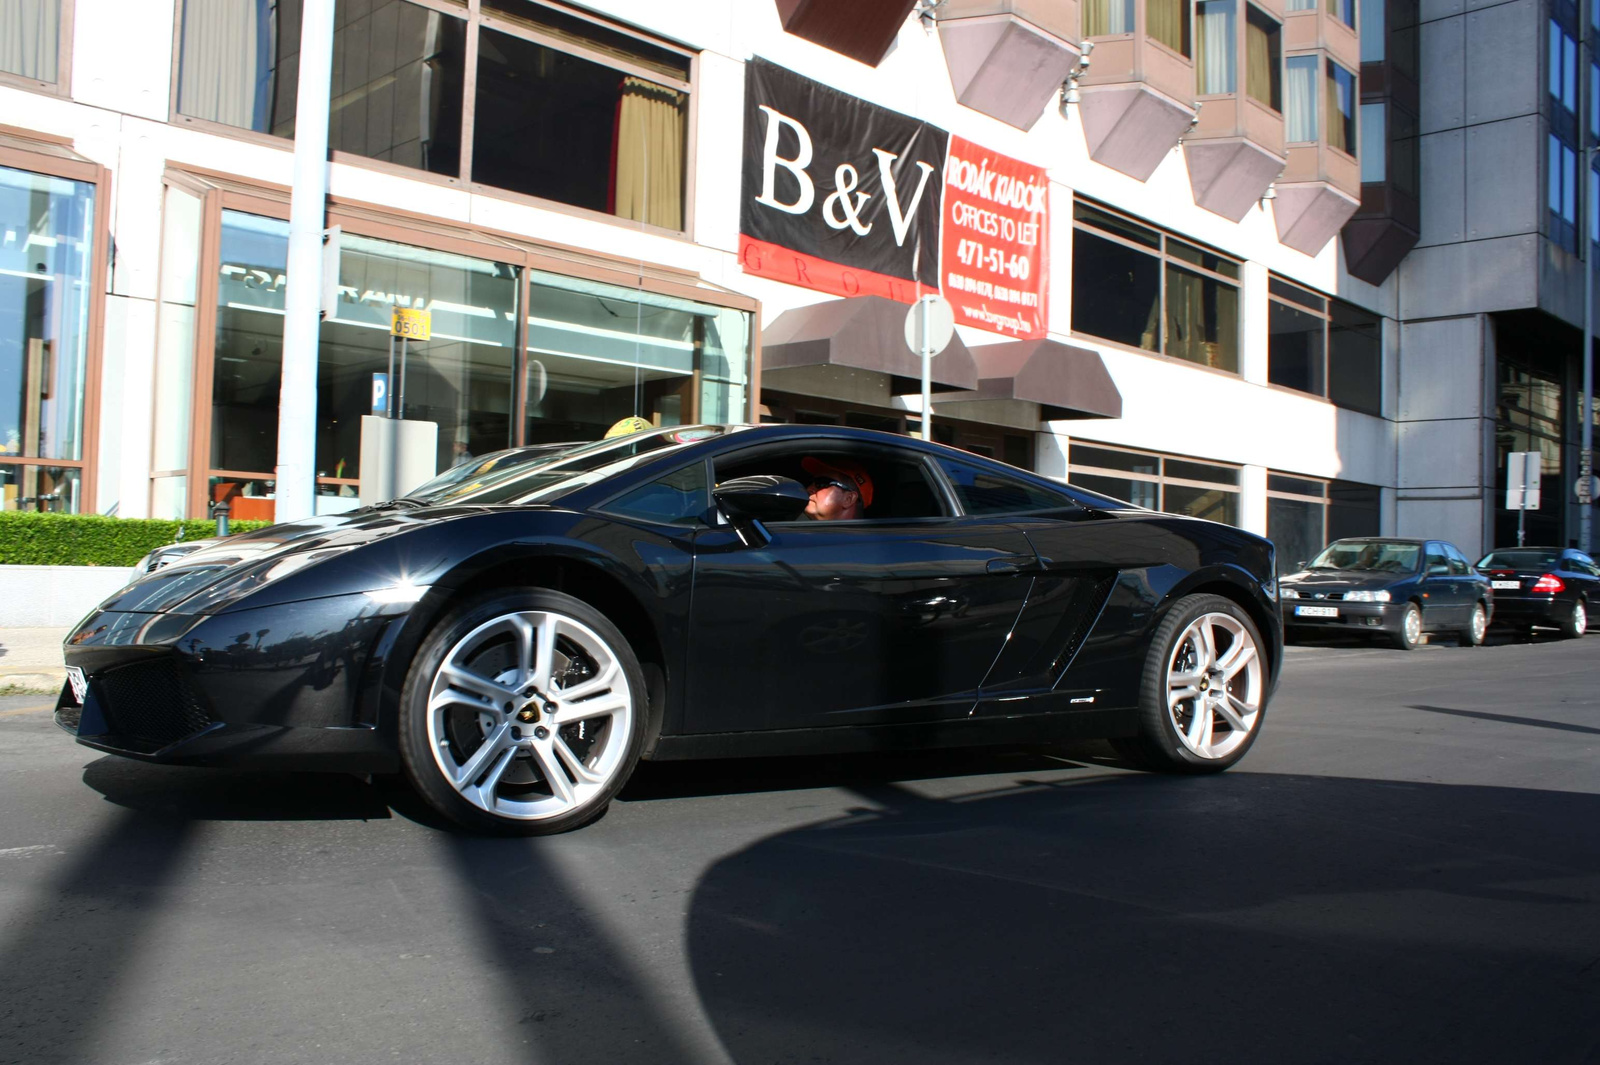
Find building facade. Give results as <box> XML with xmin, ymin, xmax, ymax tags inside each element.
<box><xmin>0</xmin><ymin>0</ymin><xmax>1458</xmax><ymax>563</ymax></box>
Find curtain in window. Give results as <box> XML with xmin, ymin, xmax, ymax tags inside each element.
<box><xmin>0</xmin><ymin>0</ymin><xmax>59</xmax><ymax>82</ymax></box>
<box><xmin>1085</xmin><ymin>0</ymin><xmax>1134</xmax><ymax>35</ymax></box>
<box><xmin>1197</xmin><ymin>1</ymin><xmax>1236</xmax><ymax>94</ymax></box>
<box><xmin>1285</xmin><ymin>55</ymin><xmax>1318</xmax><ymax>141</ymax></box>
<box><xmin>177</xmin><ymin>0</ymin><xmax>275</xmax><ymax>131</ymax></box>
<box><xmin>1147</xmin><ymin>0</ymin><xmax>1186</xmax><ymax>54</ymax></box>
<box><xmin>1326</xmin><ymin>65</ymin><xmax>1354</xmax><ymax>152</ymax></box>
<box><xmin>1245</xmin><ymin>13</ymin><xmax>1278</xmax><ymax>107</ymax></box>
<box><xmin>610</xmin><ymin>77</ymin><xmax>686</xmax><ymax>230</ymax></box>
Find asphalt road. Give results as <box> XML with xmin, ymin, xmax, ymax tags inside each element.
<box><xmin>1</xmin><ymin>633</ymin><xmax>1597</xmax><ymax>1065</ymax></box>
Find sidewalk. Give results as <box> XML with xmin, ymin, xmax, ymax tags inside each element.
<box><xmin>0</xmin><ymin>628</ymin><xmax>69</xmax><ymax>693</ymax></box>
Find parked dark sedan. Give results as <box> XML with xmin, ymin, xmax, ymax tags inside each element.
<box><xmin>56</xmin><ymin>425</ymin><xmax>1282</xmax><ymax>834</ymax></box>
<box><xmin>1475</xmin><ymin>546</ymin><xmax>1599</xmax><ymax>637</ymax></box>
<box><xmin>1280</xmin><ymin>537</ymin><xmax>1492</xmax><ymax>650</ymax></box>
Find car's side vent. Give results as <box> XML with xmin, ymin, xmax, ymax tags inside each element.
<box><xmin>91</xmin><ymin>659</ymin><xmax>214</xmax><ymax>752</ymax></box>
<box><xmin>1048</xmin><ymin>573</ymin><xmax>1118</xmax><ymax>676</ymax></box>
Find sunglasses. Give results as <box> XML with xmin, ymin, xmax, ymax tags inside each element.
<box><xmin>807</xmin><ymin>477</ymin><xmax>856</xmax><ymax>495</ymax></box>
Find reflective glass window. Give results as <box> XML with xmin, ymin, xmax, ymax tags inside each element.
<box><xmin>1327</xmin><ymin>61</ymin><xmax>1357</xmax><ymax>155</ymax></box>
<box><xmin>1245</xmin><ymin>6</ymin><xmax>1281</xmax><ymax>111</ymax></box>
<box><xmin>1165</xmin><ymin>483</ymin><xmax>1239</xmax><ymax>525</ymax></box>
<box><xmin>1359</xmin><ymin>0</ymin><xmax>1384</xmax><ymax>61</ymax></box>
<box><xmin>1359</xmin><ymin>102</ymin><xmax>1386</xmax><ymax>183</ymax></box>
<box><xmin>599</xmin><ymin>460</ymin><xmax>708</xmax><ymax>526</ymax></box>
<box><xmin>1269</xmin><ymin>299</ymin><xmax>1326</xmax><ymax>395</ymax></box>
<box><xmin>0</xmin><ymin>164</ymin><xmax>94</xmax><ymax>512</ymax></box>
<box><xmin>0</xmin><ymin>0</ymin><xmax>61</xmax><ymax>83</ymax></box>
<box><xmin>1071</xmin><ymin>229</ymin><xmax>1161</xmax><ymax>352</ymax></box>
<box><xmin>1165</xmin><ymin>264</ymin><xmax>1238</xmax><ymax>372</ymax></box>
<box><xmin>177</xmin><ymin>0</ymin><xmax>297</xmax><ymax>132</ymax></box>
<box><xmin>1147</xmin><ymin>0</ymin><xmax>1190</xmax><ymax>54</ymax></box>
<box><xmin>1328</xmin><ymin>300</ymin><xmax>1382</xmax><ymax>415</ymax></box>
<box><xmin>1268</xmin><ymin>496</ymin><xmax>1326</xmax><ymax>573</ymax></box>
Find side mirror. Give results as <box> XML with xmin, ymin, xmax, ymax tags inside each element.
<box><xmin>713</xmin><ymin>475</ymin><xmax>809</xmax><ymax>524</ymax></box>
<box><xmin>1295</xmin><ymin>560</ymin><xmax>1307</xmax><ymax>571</ymax></box>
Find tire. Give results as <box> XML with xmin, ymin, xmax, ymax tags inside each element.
<box><xmin>1390</xmin><ymin>602</ymin><xmax>1423</xmax><ymax>651</ymax></box>
<box><xmin>398</xmin><ymin>588</ymin><xmax>647</xmax><ymax>835</ymax></box>
<box><xmin>1117</xmin><ymin>593</ymin><xmax>1269</xmax><ymax>774</ymax></box>
<box><xmin>1559</xmin><ymin>597</ymin><xmax>1588</xmax><ymax>639</ymax></box>
<box><xmin>1458</xmin><ymin>601</ymin><xmax>1488</xmax><ymax>647</ymax></box>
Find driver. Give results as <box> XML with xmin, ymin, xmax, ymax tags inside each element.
<box><xmin>801</xmin><ymin>457</ymin><xmax>873</xmax><ymax>521</ymax></box>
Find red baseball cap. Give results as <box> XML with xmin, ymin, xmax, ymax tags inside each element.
<box><xmin>801</xmin><ymin>456</ymin><xmax>873</xmax><ymax>507</ymax></box>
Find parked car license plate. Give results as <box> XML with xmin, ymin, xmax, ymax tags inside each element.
<box><xmin>1294</xmin><ymin>605</ymin><xmax>1339</xmax><ymax>618</ymax></box>
<box><xmin>66</xmin><ymin>666</ymin><xmax>87</xmax><ymax>705</ymax></box>
<box><xmin>1492</xmin><ymin>580</ymin><xmax>1521</xmax><ymax>590</ymax></box>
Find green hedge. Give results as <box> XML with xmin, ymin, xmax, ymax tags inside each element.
<box><xmin>0</xmin><ymin>512</ymin><xmax>273</xmax><ymax>567</ymax></box>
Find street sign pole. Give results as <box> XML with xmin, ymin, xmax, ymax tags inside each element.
<box><xmin>1507</xmin><ymin>450</ymin><xmax>1542</xmax><ymax>546</ymax></box>
<box><xmin>920</xmin><ymin>296</ymin><xmax>933</xmax><ymax>445</ymax></box>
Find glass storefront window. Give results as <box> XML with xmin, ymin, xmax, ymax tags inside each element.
<box><xmin>1069</xmin><ymin>442</ymin><xmax>1241</xmax><ymax>525</ymax></box>
<box><xmin>524</xmin><ymin>272</ymin><xmax>747</xmax><ymax>441</ymax></box>
<box><xmin>213</xmin><ymin>211</ymin><xmax>292</xmax><ymax>475</ymax></box>
<box><xmin>0</xmin><ymin>164</ymin><xmax>94</xmax><ymax>512</ymax></box>
<box><xmin>0</xmin><ymin>463</ymin><xmax>79</xmax><ymax>512</ymax></box>
<box><xmin>0</xmin><ymin>0</ymin><xmax>62</xmax><ymax>83</ymax></box>
<box><xmin>1268</xmin><ymin>276</ymin><xmax>1382</xmax><ymax>416</ymax></box>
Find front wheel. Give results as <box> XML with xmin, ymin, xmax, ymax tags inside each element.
<box><xmin>1458</xmin><ymin>602</ymin><xmax>1488</xmax><ymax>647</ymax></box>
<box><xmin>1559</xmin><ymin>597</ymin><xmax>1588</xmax><ymax>639</ymax></box>
<box><xmin>1390</xmin><ymin>602</ymin><xmax>1423</xmax><ymax>651</ymax></box>
<box><xmin>1117</xmin><ymin>594</ymin><xmax>1268</xmax><ymax>774</ymax></box>
<box><xmin>398</xmin><ymin>589</ymin><xmax>647</xmax><ymax>835</ymax></box>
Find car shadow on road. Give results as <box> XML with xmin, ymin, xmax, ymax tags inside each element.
<box><xmin>79</xmin><ymin>756</ymin><xmax>397</xmax><ymax>822</ymax></box>
<box><xmin>684</xmin><ymin>771</ymin><xmax>1600</xmax><ymax>1065</ymax></box>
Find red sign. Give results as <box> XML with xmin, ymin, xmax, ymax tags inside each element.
<box><xmin>939</xmin><ymin>135</ymin><xmax>1049</xmax><ymax>340</ymax></box>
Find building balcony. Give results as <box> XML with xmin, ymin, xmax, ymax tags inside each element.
<box><xmin>1276</xmin><ymin>137</ymin><xmax>1361</xmax><ymax>254</ymax></box>
<box><xmin>1281</xmin><ymin>2</ymin><xmax>1359</xmax><ymax>73</ymax></box>
<box><xmin>938</xmin><ymin>0</ymin><xmax>1084</xmax><ymax>130</ymax></box>
<box><xmin>774</xmin><ymin>0</ymin><xmax>920</xmax><ymax>66</ymax></box>
<box><xmin>1075</xmin><ymin>0</ymin><xmax>1199</xmax><ymax>180</ymax></box>
<box><xmin>1273</xmin><ymin>38</ymin><xmax>1362</xmax><ymax>254</ymax></box>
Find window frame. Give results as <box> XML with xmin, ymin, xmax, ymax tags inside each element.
<box><xmin>1266</xmin><ymin>275</ymin><xmax>1383</xmax><ymax>416</ymax></box>
<box><xmin>0</xmin><ymin>132</ymin><xmax>110</xmax><ymax>513</ymax></box>
<box><xmin>1326</xmin><ymin>58</ymin><xmax>1359</xmax><ymax>160</ymax></box>
<box><xmin>1070</xmin><ymin>198</ymin><xmax>1243</xmax><ymax>375</ymax></box>
<box><xmin>0</xmin><ymin>0</ymin><xmax>74</xmax><ymax>96</ymax></box>
<box><xmin>160</xmin><ymin>164</ymin><xmax>756</xmax><ymax>519</ymax></box>
<box><xmin>1068</xmin><ymin>441</ymin><xmax>1242</xmax><ymax>524</ymax></box>
<box><xmin>166</xmin><ymin>0</ymin><xmax>699</xmax><ymax>238</ymax></box>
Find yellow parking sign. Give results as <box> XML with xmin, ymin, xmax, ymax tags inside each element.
<box><xmin>391</xmin><ymin>307</ymin><xmax>431</xmax><ymax>340</ymax></box>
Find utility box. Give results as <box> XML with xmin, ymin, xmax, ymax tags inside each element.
<box><xmin>358</xmin><ymin>415</ymin><xmax>439</xmax><ymax>505</ymax></box>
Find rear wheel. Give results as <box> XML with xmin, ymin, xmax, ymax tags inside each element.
<box><xmin>1117</xmin><ymin>594</ymin><xmax>1268</xmax><ymax>774</ymax></box>
<box><xmin>399</xmin><ymin>589</ymin><xmax>646</xmax><ymax>835</ymax></box>
<box><xmin>1458</xmin><ymin>602</ymin><xmax>1487</xmax><ymax>647</ymax></box>
<box><xmin>1559</xmin><ymin>597</ymin><xmax>1588</xmax><ymax>639</ymax></box>
<box><xmin>1390</xmin><ymin>602</ymin><xmax>1423</xmax><ymax>650</ymax></box>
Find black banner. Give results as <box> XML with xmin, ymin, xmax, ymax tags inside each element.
<box><xmin>740</xmin><ymin>58</ymin><xmax>946</xmax><ymax>298</ymax></box>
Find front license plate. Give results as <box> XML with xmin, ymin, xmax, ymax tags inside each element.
<box><xmin>1492</xmin><ymin>580</ymin><xmax>1521</xmax><ymax>590</ymax></box>
<box><xmin>1294</xmin><ymin>605</ymin><xmax>1339</xmax><ymax>618</ymax></box>
<box><xmin>65</xmin><ymin>666</ymin><xmax>87</xmax><ymax>705</ymax></box>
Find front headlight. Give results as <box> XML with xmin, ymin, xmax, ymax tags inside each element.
<box><xmin>1344</xmin><ymin>589</ymin><xmax>1392</xmax><ymax>603</ymax></box>
<box><xmin>1280</xmin><ymin>588</ymin><xmax>1300</xmax><ymax>599</ymax></box>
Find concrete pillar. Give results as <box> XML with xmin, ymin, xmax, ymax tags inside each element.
<box><xmin>1237</xmin><ymin>260</ymin><xmax>1269</xmax><ymax>386</ymax></box>
<box><xmin>1239</xmin><ymin>463</ymin><xmax>1267</xmax><ymax>536</ymax></box>
<box><xmin>274</xmin><ymin>0</ymin><xmax>336</xmax><ymax>522</ymax></box>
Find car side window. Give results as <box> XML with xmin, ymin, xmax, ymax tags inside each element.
<box><xmin>599</xmin><ymin>462</ymin><xmax>709</xmax><ymax>526</ymax></box>
<box><xmin>713</xmin><ymin>445</ymin><xmax>949</xmax><ymax>521</ymax></box>
<box><xmin>1444</xmin><ymin>545</ymin><xmax>1470</xmax><ymax>575</ymax></box>
<box><xmin>1424</xmin><ymin>545</ymin><xmax>1451</xmax><ymax>575</ymax></box>
<box><xmin>935</xmin><ymin>456</ymin><xmax>1079</xmax><ymax>516</ymax></box>
<box><xmin>1569</xmin><ymin>553</ymin><xmax>1600</xmax><ymax>576</ymax></box>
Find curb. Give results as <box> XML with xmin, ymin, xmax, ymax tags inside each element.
<box><xmin>0</xmin><ymin>672</ymin><xmax>64</xmax><ymax>695</ymax></box>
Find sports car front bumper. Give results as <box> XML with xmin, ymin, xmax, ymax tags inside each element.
<box><xmin>55</xmin><ymin>593</ymin><xmax>408</xmax><ymax>771</ymax></box>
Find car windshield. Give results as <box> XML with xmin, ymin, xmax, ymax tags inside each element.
<box><xmin>404</xmin><ymin>442</ymin><xmax>585</xmax><ymax>500</ymax></box>
<box><xmin>1306</xmin><ymin>540</ymin><xmax>1421</xmax><ymax>573</ymax></box>
<box><xmin>415</xmin><ymin>426</ymin><xmax>728</xmax><ymax>507</ymax></box>
<box><xmin>1478</xmin><ymin>549</ymin><xmax>1561</xmax><ymax>570</ymax></box>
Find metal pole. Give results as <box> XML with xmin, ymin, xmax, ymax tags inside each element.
<box><xmin>1584</xmin><ymin>0</ymin><xmax>1595</xmax><ymax>551</ymax></box>
<box><xmin>273</xmin><ymin>0</ymin><xmax>336</xmax><ymax>523</ymax></box>
<box><xmin>385</xmin><ymin>332</ymin><xmax>396</xmax><ymax>418</ymax></box>
<box><xmin>920</xmin><ymin>296</ymin><xmax>933</xmax><ymax>444</ymax></box>
<box><xmin>398</xmin><ymin>335</ymin><xmax>409</xmax><ymax>420</ymax></box>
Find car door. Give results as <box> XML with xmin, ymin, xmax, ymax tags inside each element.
<box><xmin>1422</xmin><ymin>542</ymin><xmax>1463</xmax><ymax>627</ymax></box>
<box><xmin>1444</xmin><ymin>543</ymin><xmax>1483</xmax><ymax>618</ymax></box>
<box><xmin>682</xmin><ymin>450</ymin><xmax>1038</xmax><ymax>734</ymax></box>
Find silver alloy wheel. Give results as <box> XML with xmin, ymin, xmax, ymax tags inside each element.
<box><xmin>425</xmin><ymin>610</ymin><xmax>634</xmax><ymax>821</ymax></box>
<box><xmin>1165</xmin><ymin>612</ymin><xmax>1264</xmax><ymax>760</ymax></box>
<box><xmin>1470</xmin><ymin>603</ymin><xmax>1488</xmax><ymax>643</ymax></box>
<box><xmin>1575</xmin><ymin>599</ymin><xmax>1588</xmax><ymax>633</ymax></box>
<box><xmin>1403</xmin><ymin>604</ymin><xmax>1423</xmax><ymax>646</ymax></box>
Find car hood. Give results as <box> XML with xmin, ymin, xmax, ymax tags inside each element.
<box><xmin>1281</xmin><ymin>569</ymin><xmax>1412</xmax><ymax>592</ymax></box>
<box><xmin>98</xmin><ymin>505</ymin><xmax>500</xmax><ymax>615</ymax></box>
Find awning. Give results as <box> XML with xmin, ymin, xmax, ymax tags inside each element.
<box><xmin>761</xmin><ymin>296</ymin><xmax>979</xmax><ymax>395</ymax></box>
<box><xmin>937</xmin><ymin>340</ymin><xmax>1122</xmax><ymax>421</ymax></box>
